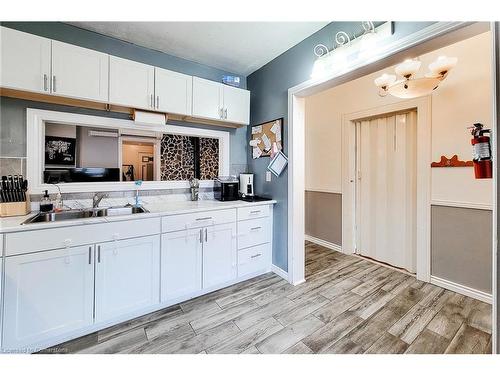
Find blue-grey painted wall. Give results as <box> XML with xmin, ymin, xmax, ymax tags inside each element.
<box><xmin>247</xmin><ymin>21</ymin><xmax>436</xmax><ymax>271</ymax></box>
<box><xmin>0</xmin><ymin>22</ymin><xmax>248</xmax><ymax>176</ymax></box>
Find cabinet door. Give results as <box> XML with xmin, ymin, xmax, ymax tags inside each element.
<box><xmin>155</xmin><ymin>67</ymin><xmax>193</xmax><ymax>115</ymax></box>
<box><xmin>161</xmin><ymin>229</ymin><xmax>202</xmax><ymax>301</ymax></box>
<box><xmin>0</xmin><ymin>256</ymin><xmax>3</xmax><ymax>349</ymax></box>
<box><xmin>222</xmin><ymin>85</ymin><xmax>250</xmax><ymax>125</ymax></box>
<box><xmin>0</xmin><ymin>26</ymin><xmax>51</xmax><ymax>94</ymax></box>
<box><xmin>51</xmin><ymin>40</ymin><xmax>109</xmax><ymax>102</ymax></box>
<box><xmin>95</xmin><ymin>235</ymin><xmax>160</xmax><ymax>323</ymax></box>
<box><xmin>192</xmin><ymin>77</ymin><xmax>223</xmax><ymax>121</ymax></box>
<box><xmin>2</xmin><ymin>246</ymin><xmax>94</xmax><ymax>351</ymax></box>
<box><xmin>109</xmin><ymin>55</ymin><xmax>155</xmax><ymax>110</ymax></box>
<box><xmin>203</xmin><ymin>222</ymin><xmax>237</xmax><ymax>289</ymax></box>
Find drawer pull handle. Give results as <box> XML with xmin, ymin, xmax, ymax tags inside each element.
<box><xmin>250</xmin><ymin>226</ymin><xmax>262</xmax><ymax>231</ymax></box>
<box><xmin>251</xmin><ymin>253</ymin><xmax>262</xmax><ymax>259</ymax></box>
<box><xmin>250</xmin><ymin>210</ymin><xmax>261</xmax><ymax>214</ymax></box>
<box><xmin>196</xmin><ymin>217</ymin><xmax>213</xmax><ymax>221</ymax></box>
<box><xmin>63</xmin><ymin>239</ymin><xmax>72</xmax><ymax>248</ymax></box>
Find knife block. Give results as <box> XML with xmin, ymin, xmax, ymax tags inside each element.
<box><xmin>0</xmin><ymin>195</ymin><xmax>30</xmax><ymax>217</ymax></box>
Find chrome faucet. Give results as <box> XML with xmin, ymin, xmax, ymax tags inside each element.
<box><xmin>92</xmin><ymin>192</ymin><xmax>107</xmax><ymax>208</ymax></box>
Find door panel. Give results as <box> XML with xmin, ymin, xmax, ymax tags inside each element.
<box><xmin>0</xmin><ymin>26</ymin><xmax>51</xmax><ymax>93</ymax></box>
<box><xmin>51</xmin><ymin>40</ymin><xmax>109</xmax><ymax>102</ymax></box>
<box><xmin>109</xmin><ymin>56</ymin><xmax>155</xmax><ymax>110</ymax></box>
<box><xmin>203</xmin><ymin>222</ymin><xmax>237</xmax><ymax>289</ymax></box>
<box><xmin>222</xmin><ymin>85</ymin><xmax>250</xmax><ymax>124</ymax></box>
<box><xmin>155</xmin><ymin>67</ymin><xmax>193</xmax><ymax>115</ymax></box>
<box><xmin>161</xmin><ymin>229</ymin><xmax>202</xmax><ymax>301</ymax></box>
<box><xmin>95</xmin><ymin>235</ymin><xmax>160</xmax><ymax>323</ymax></box>
<box><xmin>356</xmin><ymin>112</ymin><xmax>417</xmax><ymax>272</ymax></box>
<box><xmin>192</xmin><ymin>77</ymin><xmax>223</xmax><ymax>121</ymax></box>
<box><xmin>2</xmin><ymin>246</ymin><xmax>94</xmax><ymax>350</ymax></box>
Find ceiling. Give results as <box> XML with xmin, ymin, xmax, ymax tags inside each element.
<box><xmin>68</xmin><ymin>22</ymin><xmax>329</xmax><ymax>76</ymax></box>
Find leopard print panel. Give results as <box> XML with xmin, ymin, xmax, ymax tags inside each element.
<box><xmin>160</xmin><ymin>134</ymin><xmax>219</xmax><ymax>181</ymax></box>
<box><xmin>200</xmin><ymin>137</ymin><xmax>219</xmax><ymax>180</ymax></box>
<box><xmin>160</xmin><ymin>134</ymin><xmax>195</xmax><ymax>181</ymax></box>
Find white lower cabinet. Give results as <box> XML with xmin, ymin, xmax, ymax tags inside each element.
<box><xmin>2</xmin><ymin>245</ymin><xmax>94</xmax><ymax>351</ymax></box>
<box><xmin>161</xmin><ymin>229</ymin><xmax>202</xmax><ymax>301</ymax></box>
<box><xmin>0</xmin><ymin>205</ymin><xmax>273</xmax><ymax>352</ymax></box>
<box><xmin>203</xmin><ymin>223</ymin><xmax>237</xmax><ymax>289</ymax></box>
<box><xmin>94</xmin><ymin>236</ymin><xmax>160</xmax><ymax>323</ymax></box>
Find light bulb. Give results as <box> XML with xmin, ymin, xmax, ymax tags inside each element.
<box><xmin>374</xmin><ymin>73</ymin><xmax>396</xmax><ymax>88</ymax></box>
<box><xmin>395</xmin><ymin>59</ymin><xmax>421</xmax><ymax>78</ymax></box>
<box><xmin>428</xmin><ymin>56</ymin><xmax>458</xmax><ymax>75</ymax></box>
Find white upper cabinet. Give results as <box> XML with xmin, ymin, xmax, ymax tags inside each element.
<box><xmin>222</xmin><ymin>84</ymin><xmax>250</xmax><ymax>124</ymax></box>
<box><xmin>1</xmin><ymin>27</ymin><xmax>250</xmax><ymax>125</ymax></box>
<box><xmin>2</xmin><ymin>246</ymin><xmax>95</xmax><ymax>351</ymax></box>
<box><xmin>109</xmin><ymin>55</ymin><xmax>155</xmax><ymax>110</ymax></box>
<box><xmin>0</xmin><ymin>26</ymin><xmax>51</xmax><ymax>94</ymax></box>
<box><xmin>94</xmin><ymin>235</ymin><xmax>160</xmax><ymax>323</ymax></box>
<box><xmin>192</xmin><ymin>76</ymin><xmax>250</xmax><ymax>125</ymax></box>
<box><xmin>192</xmin><ymin>77</ymin><xmax>224</xmax><ymax>121</ymax></box>
<box><xmin>51</xmin><ymin>40</ymin><xmax>109</xmax><ymax>102</ymax></box>
<box><xmin>202</xmin><ymin>222</ymin><xmax>237</xmax><ymax>289</ymax></box>
<box><xmin>154</xmin><ymin>67</ymin><xmax>193</xmax><ymax>116</ymax></box>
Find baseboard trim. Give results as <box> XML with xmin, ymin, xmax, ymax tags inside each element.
<box><xmin>430</xmin><ymin>276</ymin><xmax>492</xmax><ymax>304</ymax></box>
<box><xmin>292</xmin><ymin>278</ymin><xmax>306</xmax><ymax>286</ymax></box>
<box><xmin>305</xmin><ymin>234</ymin><xmax>342</xmax><ymax>252</ymax></box>
<box><xmin>271</xmin><ymin>264</ymin><xmax>289</xmax><ymax>281</ymax></box>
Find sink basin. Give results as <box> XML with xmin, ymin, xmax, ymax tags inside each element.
<box><xmin>22</xmin><ymin>205</ymin><xmax>148</xmax><ymax>224</ymax></box>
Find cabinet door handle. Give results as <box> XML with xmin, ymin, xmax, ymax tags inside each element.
<box><xmin>224</xmin><ymin>108</ymin><xmax>227</xmax><ymax>119</ymax></box>
<box><xmin>43</xmin><ymin>74</ymin><xmax>48</xmax><ymax>91</ymax></box>
<box><xmin>199</xmin><ymin>228</ymin><xmax>203</xmax><ymax>243</ymax></box>
<box><xmin>97</xmin><ymin>245</ymin><xmax>101</xmax><ymax>263</ymax></box>
<box><xmin>156</xmin><ymin>95</ymin><xmax>159</xmax><ymax>109</ymax></box>
<box><xmin>196</xmin><ymin>216</ymin><xmax>213</xmax><ymax>221</ymax></box>
<box><xmin>219</xmin><ymin>108</ymin><xmax>223</xmax><ymax>119</ymax></box>
<box><xmin>205</xmin><ymin>228</ymin><xmax>208</xmax><ymax>242</ymax></box>
<box><xmin>88</xmin><ymin>246</ymin><xmax>92</xmax><ymax>264</ymax></box>
<box><xmin>52</xmin><ymin>75</ymin><xmax>56</xmax><ymax>92</ymax></box>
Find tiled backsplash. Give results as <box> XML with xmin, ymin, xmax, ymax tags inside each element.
<box><xmin>0</xmin><ymin>157</ymin><xmax>26</xmax><ymax>176</ymax></box>
<box><xmin>29</xmin><ymin>187</ymin><xmax>216</xmax><ymax>211</ymax></box>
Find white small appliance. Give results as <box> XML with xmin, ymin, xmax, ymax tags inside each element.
<box><xmin>239</xmin><ymin>173</ymin><xmax>254</xmax><ymax>197</ymax></box>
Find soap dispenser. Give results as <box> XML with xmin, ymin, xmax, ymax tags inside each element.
<box><xmin>39</xmin><ymin>190</ymin><xmax>54</xmax><ymax>212</ymax></box>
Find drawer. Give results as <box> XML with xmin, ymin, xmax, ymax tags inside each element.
<box><xmin>237</xmin><ymin>205</ymin><xmax>270</xmax><ymax>221</ymax></box>
<box><xmin>238</xmin><ymin>243</ymin><xmax>270</xmax><ymax>278</ymax></box>
<box><xmin>161</xmin><ymin>209</ymin><xmax>236</xmax><ymax>233</ymax></box>
<box><xmin>5</xmin><ymin>217</ymin><xmax>161</xmax><ymax>256</ymax></box>
<box><xmin>237</xmin><ymin>217</ymin><xmax>271</xmax><ymax>250</ymax></box>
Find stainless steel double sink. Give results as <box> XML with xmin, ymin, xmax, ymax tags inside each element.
<box><xmin>22</xmin><ymin>205</ymin><xmax>148</xmax><ymax>224</ymax></box>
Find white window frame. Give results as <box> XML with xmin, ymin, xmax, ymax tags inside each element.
<box><xmin>27</xmin><ymin>108</ymin><xmax>230</xmax><ymax>193</ymax></box>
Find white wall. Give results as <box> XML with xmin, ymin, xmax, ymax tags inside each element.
<box><xmin>305</xmin><ymin>31</ymin><xmax>493</xmax><ymax>207</ymax></box>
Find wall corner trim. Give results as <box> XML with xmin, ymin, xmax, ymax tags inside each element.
<box><xmin>430</xmin><ymin>275</ymin><xmax>493</xmax><ymax>304</ymax></box>
<box><xmin>271</xmin><ymin>264</ymin><xmax>289</xmax><ymax>282</ymax></box>
<box><xmin>305</xmin><ymin>234</ymin><xmax>342</xmax><ymax>253</ymax></box>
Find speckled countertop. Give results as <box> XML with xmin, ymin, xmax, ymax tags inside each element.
<box><xmin>0</xmin><ymin>196</ymin><xmax>277</xmax><ymax>234</ymax></box>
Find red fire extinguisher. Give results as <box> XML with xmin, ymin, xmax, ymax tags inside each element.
<box><xmin>469</xmin><ymin>123</ymin><xmax>492</xmax><ymax>179</ymax></box>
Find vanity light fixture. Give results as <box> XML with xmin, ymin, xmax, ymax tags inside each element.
<box><xmin>374</xmin><ymin>55</ymin><xmax>458</xmax><ymax>98</ymax></box>
<box><xmin>311</xmin><ymin>21</ymin><xmax>393</xmax><ymax>79</ymax></box>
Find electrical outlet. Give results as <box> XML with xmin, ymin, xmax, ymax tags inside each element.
<box><xmin>266</xmin><ymin>171</ymin><xmax>272</xmax><ymax>182</ymax></box>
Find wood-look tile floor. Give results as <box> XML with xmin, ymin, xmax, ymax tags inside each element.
<box><xmin>42</xmin><ymin>242</ymin><xmax>492</xmax><ymax>354</ymax></box>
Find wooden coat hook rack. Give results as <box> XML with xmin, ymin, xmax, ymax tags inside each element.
<box><xmin>431</xmin><ymin>155</ymin><xmax>473</xmax><ymax>168</ymax></box>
